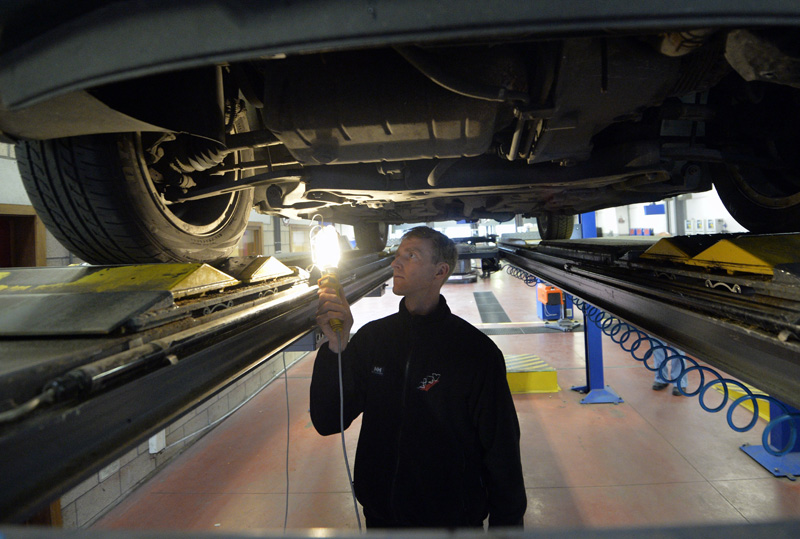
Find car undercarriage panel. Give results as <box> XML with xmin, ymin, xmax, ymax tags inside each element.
<box><xmin>258</xmin><ymin>48</ymin><xmax>507</xmax><ymax>165</ymax></box>
<box><xmin>2</xmin><ymin>0</ymin><xmax>800</xmax><ymax>252</ymax></box>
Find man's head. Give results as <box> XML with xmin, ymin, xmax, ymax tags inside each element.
<box><xmin>390</xmin><ymin>227</ymin><xmax>457</xmax><ymax>307</ymax></box>
<box><xmin>400</xmin><ymin>226</ymin><xmax>458</xmax><ymax>277</ymax></box>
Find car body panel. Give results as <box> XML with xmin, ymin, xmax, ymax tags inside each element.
<box><xmin>2</xmin><ymin>0</ymin><xmax>800</xmax><ymax>111</ymax></box>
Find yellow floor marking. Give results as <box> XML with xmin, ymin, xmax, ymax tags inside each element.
<box><xmin>713</xmin><ymin>382</ymin><xmax>770</xmax><ymax>422</ymax></box>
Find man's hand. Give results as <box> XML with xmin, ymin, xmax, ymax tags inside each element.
<box><xmin>316</xmin><ymin>285</ymin><xmax>354</xmax><ymax>353</ymax></box>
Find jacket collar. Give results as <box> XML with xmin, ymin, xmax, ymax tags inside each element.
<box><xmin>399</xmin><ymin>295</ymin><xmax>450</xmax><ymax>326</ymax></box>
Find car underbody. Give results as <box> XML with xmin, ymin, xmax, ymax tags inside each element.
<box><xmin>1</xmin><ymin>1</ymin><xmax>799</xmax><ymax>262</ymax></box>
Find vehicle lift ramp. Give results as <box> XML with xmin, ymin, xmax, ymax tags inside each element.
<box><xmin>2</xmin><ymin>233</ymin><xmax>799</xmax><ymax>523</ymax></box>
<box><xmin>500</xmin><ymin>231</ymin><xmax>800</xmax><ymax>478</ymax></box>
<box><xmin>498</xmin><ymin>233</ymin><xmax>800</xmax><ymax>413</ymax></box>
<box><xmin>0</xmin><ymin>251</ymin><xmax>393</xmax><ymax>523</ymax></box>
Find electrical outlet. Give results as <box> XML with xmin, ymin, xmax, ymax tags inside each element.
<box><xmin>98</xmin><ymin>460</ymin><xmax>120</xmax><ymax>482</ymax></box>
<box><xmin>148</xmin><ymin>430</ymin><xmax>166</xmax><ymax>454</ymax></box>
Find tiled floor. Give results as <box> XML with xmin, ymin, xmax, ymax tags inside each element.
<box><xmin>93</xmin><ymin>269</ymin><xmax>800</xmax><ymax>533</ymax></box>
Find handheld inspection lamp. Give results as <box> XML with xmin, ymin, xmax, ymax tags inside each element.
<box><xmin>311</xmin><ymin>224</ymin><xmax>344</xmax><ymax>332</ymax></box>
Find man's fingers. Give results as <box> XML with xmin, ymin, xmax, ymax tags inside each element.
<box><xmin>317</xmin><ymin>308</ymin><xmax>344</xmax><ymax>325</ymax></box>
<box><xmin>318</xmin><ymin>287</ymin><xmax>349</xmax><ymax>307</ymax></box>
<box><xmin>318</xmin><ymin>298</ymin><xmax>343</xmax><ymax>312</ymax></box>
<box><xmin>318</xmin><ymin>286</ymin><xmax>338</xmax><ymax>297</ymax></box>
<box><xmin>316</xmin><ymin>299</ymin><xmax>352</xmax><ymax>330</ymax></box>
<box><xmin>315</xmin><ymin>287</ymin><xmax>353</xmax><ymax>351</ymax></box>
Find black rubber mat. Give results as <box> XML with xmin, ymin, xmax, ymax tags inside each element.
<box><xmin>473</xmin><ymin>291</ymin><xmax>512</xmax><ymax>323</ymax></box>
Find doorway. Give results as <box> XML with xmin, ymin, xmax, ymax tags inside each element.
<box><xmin>0</xmin><ymin>204</ymin><xmax>46</xmax><ymax>267</ymax></box>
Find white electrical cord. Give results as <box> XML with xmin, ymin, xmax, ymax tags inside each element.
<box><xmin>0</xmin><ymin>388</ymin><xmax>54</xmax><ymax>423</ymax></box>
<box><xmin>156</xmin><ymin>356</ymin><xmax>294</xmax><ymax>530</ymax></box>
<box><xmin>542</xmin><ymin>304</ymin><xmax>560</xmax><ymax>318</ymax></box>
<box><xmin>282</xmin><ymin>354</ymin><xmax>290</xmax><ymax>532</ymax></box>
<box><xmin>337</xmin><ymin>331</ymin><xmax>363</xmax><ymax>531</ymax></box>
<box><xmin>157</xmin><ymin>336</ymin><xmax>357</xmax><ymax>530</ymax></box>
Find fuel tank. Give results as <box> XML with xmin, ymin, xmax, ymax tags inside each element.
<box><xmin>259</xmin><ymin>48</ymin><xmax>520</xmax><ymax>165</ymax></box>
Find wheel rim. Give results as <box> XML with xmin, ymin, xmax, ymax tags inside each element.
<box><xmin>135</xmin><ymin>134</ymin><xmax>242</xmax><ymax>236</ymax></box>
<box><xmin>729</xmin><ymin>165</ymin><xmax>800</xmax><ymax>209</ymax></box>
<box><xmin>538</xmin><ymin>214</ymin><xmax>552</xmax><ymax>237</ymax></box>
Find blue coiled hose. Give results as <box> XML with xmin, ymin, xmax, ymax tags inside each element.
<box><xmin>504</xmin><ymin>263</ymin><xmax>799</xmax><ymax>456</ymax></box>
<box><xmin>573</xmin><ymin>295</ymin><xmax>799</xmax><ymax>456</ymax></box>
<box><xmin>505</xmin><ymin>264</ymin><xmax>538</xmax><ymax>286</ymax></box>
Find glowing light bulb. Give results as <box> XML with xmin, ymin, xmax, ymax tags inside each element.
<box><xmin>311</xmin><ymin>225</ymin><xmax>341</xmax><ymax>271</ymax></box>
<box><xmin>311</xmin><ymin>224</ymin><xmax>344</xmax><ymax>332</ymax></box>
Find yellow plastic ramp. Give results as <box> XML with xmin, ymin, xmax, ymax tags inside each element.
<box><xmin>504</xmin><ymin>353</ymin><xmax>559</xmax><ymax>394</ymax></box>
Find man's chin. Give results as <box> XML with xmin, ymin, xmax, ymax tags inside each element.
<box><xmin>392</xmin><ymin>280</ymin><xmax>405</xmax><ymax>296</ymax></box>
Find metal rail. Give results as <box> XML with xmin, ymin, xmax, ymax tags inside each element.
<box><xmin>0</xmin><ymin>256</ymin><xmax>392</xmax><ymax>522</ymax></box>
<box><xmin>499</xmin><ymin>244</ymin><xmax>800</xmax><ymax>411</ymax></box>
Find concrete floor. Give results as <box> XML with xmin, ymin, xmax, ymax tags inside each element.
<box><xmin>92</xmin><ymin>268</ymin><xmax>800</xmax><ymax>533</ymax></box>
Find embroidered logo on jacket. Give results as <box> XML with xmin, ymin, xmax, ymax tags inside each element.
<box><xmin>418</xmin><ymin>373</ymin><xmax>441</xmax><ymax>391</ymax></box>
<box><xmin>371</xmin><ymin>366</ymin><xmax>384</xmax><ymax>376</ymax></box>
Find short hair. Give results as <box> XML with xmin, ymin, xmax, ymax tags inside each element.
<box><xmin>401</xmin><ymin>226</ymin><xmax>457</xmax><ymax>278</ymax></box>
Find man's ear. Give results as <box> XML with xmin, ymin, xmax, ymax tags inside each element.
<box><xmin>435</xmin><ymin>263</ymin><xmax>450</xmax><ymax>279</ymax></box>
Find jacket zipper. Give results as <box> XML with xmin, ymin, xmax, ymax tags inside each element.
<box><xmin>389</xmin><ymin>338</ymin><xmax>414</xmax><ymax>523</ymax></box>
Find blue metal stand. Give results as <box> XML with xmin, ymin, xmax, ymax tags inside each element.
<box><xmin>741</xmin><ymin>402</ymin><xmax>800</xmax><ymax>479</ymax></box>
<box><xmin>570</xmin><ymin>212</ymin><xmax>623</xmax><ymax>405</ymax></box>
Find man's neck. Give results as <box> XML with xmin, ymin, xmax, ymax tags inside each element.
<box><xmin>404</xmin><ymin>292</ymin><xmax>441</xmax><ymax>316</ymax></box>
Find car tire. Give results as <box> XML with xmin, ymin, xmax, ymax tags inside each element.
<box><xmin>16</xmin><ymin>133</ymin><xmax>253</xmax><ymax>265</ymax></box>
<box><xmin>537</xmin><ymin>212</ymin><xmax>574</xmax><ymax>240</ymax></box>
<box><xmin>708</xmin><ymin>78</ymin><xmax>800</xmax><ymax>233</ymax></box>
<box><xmin>711</xmin><ymin>163</ymin><xmax>800</xmax><ymax>233</ymax></box>
<box><xmin>354</xmin><ymin>221</ymin><xmax>388</xmax><ymax>251</ymax></box>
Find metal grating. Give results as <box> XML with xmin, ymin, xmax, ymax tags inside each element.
<box><xmin>473</xmin><ymin>291</ymin><xmax>511</xmax><ymax>323</ymax></box>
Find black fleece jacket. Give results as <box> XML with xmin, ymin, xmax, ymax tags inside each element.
<box><xmin>310</xmin><ymin>296</ymin><xmax>527</xmax><ymax>528</ymax></box>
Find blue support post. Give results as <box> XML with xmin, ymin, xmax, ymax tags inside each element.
<box><xmin>579</xmin><ymin>210</ymin><xmax>596</xmax><ymax>239</ymax></box>
<box><xmin>570</xmin><ymin>212</ymin><xmax>623</xmax><ymax>404</ymax></box>
<box><xmin>740</xmin><ymin>402</ymin><xmax>800</xmax><ymax>478</ymax></box>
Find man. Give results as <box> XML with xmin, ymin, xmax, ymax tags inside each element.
<box><xmin>650</xmin><ymin>340</ymin><xmax>688</xmax><ymax>396</ymax></box>
<box><xmin>311</xmin><ymin>226</ymin><xmax>527</xmax><ymax>529</ymax></box>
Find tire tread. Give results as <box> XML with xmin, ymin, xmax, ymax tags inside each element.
<box><xmin>19</xmin><ymin>136</ymin><xmax>170</xmax><ymax>264</ymax></box>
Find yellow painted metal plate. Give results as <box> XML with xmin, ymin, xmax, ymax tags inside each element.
<box><xmin>505</xmin><ymin>353</ymin><xmax>554</xmax><ymax>372</ymax></box>
<box><xmin>639</xmin><ymin>236</ymin><xmax>722</xmax><ymax>263</ymax></box>
<box><xmin>713</xmin><ymin>382</ymin><xmax>769</xmax><ymax>423</ymax></box>
<box><xmin>0</xmin><ymin>264</ymin><xmax>239</xmax><ymax>298</ymax></box>
<box><xmin>220</xmin><ymin>256</ymin><xmax>295</xmax><ymax>284</ymax></box>
<box><xmin>505</xmin><ymin>353</ymin><xmax>560</xmax><ymax>394</ymax></box>
<box><xmin>685</xmin><ymin>234</ymin><xmax>800</xmax><ymax>275</ymax></box>
<box><xmin>243</xmin><ymin>257</ymin><xmax>292</xmax><ymax>283</ymax></box>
